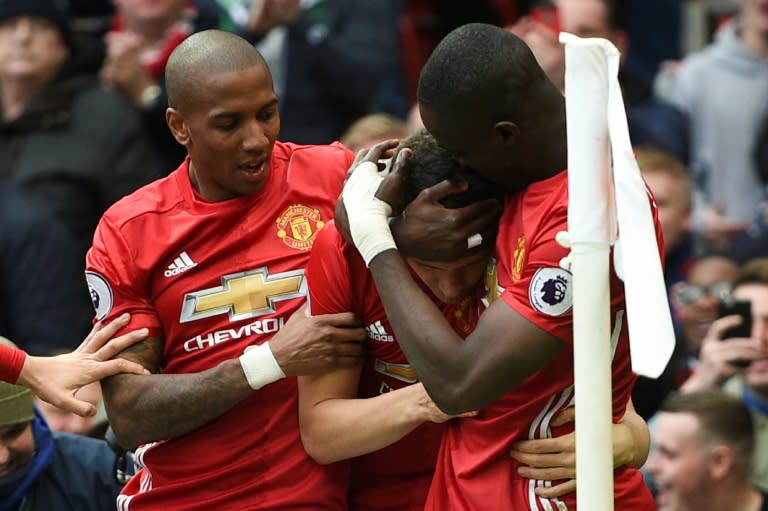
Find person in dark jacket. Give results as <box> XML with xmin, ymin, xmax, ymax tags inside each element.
<box><xmin>0</xmin><ymin>0</ymin><xmax>162</xmax><ymax>257</ymax></box>
<box><xmin>0</xmin><ymin>338</ymin><xmax>132</xmax><ymax>511</ymax></box>
<box><xmin>0</xmin><ymin>184</ymin><xmax>92</xmax><ymax>355</ymax></box>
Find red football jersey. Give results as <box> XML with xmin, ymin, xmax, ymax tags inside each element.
<box><xmin>425</xmin><ymin>171</ymin><xmax>658</xmax><ymax>510</ymax></box>
<box><xmin>86</xmin><ymin>142</ymin><xmax>353</xmax><ymax>511</ymax></box>
<box><xmin>306</xmin><ymin>223</ymin><xmax>481</xmax><ymax>511</ymax></box>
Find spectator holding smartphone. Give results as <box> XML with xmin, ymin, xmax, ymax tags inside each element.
<box><xmin>679</xmin><ymin>258</ymin><xmax>768</xmax><ymax>491</ymax></box>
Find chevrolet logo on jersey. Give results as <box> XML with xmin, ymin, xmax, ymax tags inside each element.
<box><xmin>374</xmin><ymin>359</ymin><xmax>419</xmax><ymax>384</ymax></box>
<box><xmin>180</xmin><ymin>267</ymin><xmax>306</xmax><ymax>323</ymax></box>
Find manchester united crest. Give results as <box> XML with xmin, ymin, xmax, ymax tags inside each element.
<box><xmin>276</xmin><ymin>204</ymin><xmax>325</xmax><ymax>251</ymax></box>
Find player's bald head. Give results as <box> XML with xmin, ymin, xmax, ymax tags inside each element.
<box><xmin>166</xmin><ymin>30</ymin><xmax>270</xmax><ymax>113</ymax></box>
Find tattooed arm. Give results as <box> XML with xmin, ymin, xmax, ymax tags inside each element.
<box><xmin>102</xmin><ymin>306</ymin><xmax>366</xmax><ymax>449</ymax></box>
<box><xmin>101</xmin><ymin>335</ymin><xmax>252</xmax><ymax>450</ymax></box>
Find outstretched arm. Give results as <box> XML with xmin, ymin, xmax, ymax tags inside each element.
<box><xmin>103</xmin><ymin>306</ymin><xmax>366</xmax><ymax>449</ymax></box>
<box><xmin>16</xmin><ymin>313</ymin><xmax>149</xmax><ymax>417</ymax></box>
<box><xmin>299</xmin><ymin>366</ymin><xmax>473</xmax><ymax>464</ymax></box>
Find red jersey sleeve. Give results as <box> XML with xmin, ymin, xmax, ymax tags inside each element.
<box><xmin>306</xmin><ymin>222</ymin><xmax>354</xmax><ymax>316</ymax></box>
<box><xmin>0</xmin><ymin>343</ymin><xmax>26</xmax><ymax>383</ymax></box>
<box><xmin>499</xmin><ymin>199</ymin><xmax>574</xmax><ymax>344</ymax></box>
<box><xmin>85</xmin><ymin>214</ymin><xmax>163</xmax><ymax>337</ymax></box>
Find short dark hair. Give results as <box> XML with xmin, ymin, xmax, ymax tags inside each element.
<box><xmin>660</xmin><ymin>390</ymin><xmax>754</xmax><ymax>473</ymax></box>
<box><xmin>397</xmin><ymin>130</ymin><xmax>501</xmax><ymax>211</ymax></box>
<box><xmin>417</xmin><ymin>23</ymin><xmax>549</xmax><ymax>124</ymax></box>
<box><xmin>734</xmin><ymin>258</ymin><xmax>768</xmax><ymax>289</ymax></box>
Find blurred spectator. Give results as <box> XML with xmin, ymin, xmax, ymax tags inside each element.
<box><xmin>671</xmin><ymin>254</ymin><xmax>740</xmax><ymax>361</ymax></box>
<box><xmin>35</xmin><ymin>382</ymin><xmax>106</xmax><ymax>437</ymax></box>
<box><xmin>0</xmin><ymin>184</ymin><xmax>91</xmax><ymax>355</ymax></box>
<box><xmin>636</xmin><ymin>146</ymin><xmax>693</xmax><ymax>289</ymax></box>
<box><xmin>680</xmin><ymin>258</ymin><xmax>768</xmax><ymax>491</ymax></box>
<box><xmin>0</xmin><ymin>338</ymin><xmax>133</xmax><ymax>511</ymax></box>
<box><xmin>0</xmin><ymin>0</ymin><xmax>163</xmax><ymax>257</ymax></box>
<box><xmin>340</xmin><ymin>113</ymin><xmax>408</xmax><ymax>152</ymax></box>
<box><xmin>665</xmin><ymin>1</ymin><xmax>768</xmax><ymax>253</ymax></box>
<box><xmin>632</xmin><ymin>146</ymin><xmax>695</xmax><ymax>418</ymax></box>
<box><xmin>646</xmin><ymin>389</ymin><xmax>766</xmax><ymax>511</ymax></box>
<box><xmin>100</xmin><ymin>0</ymin><xmax>219</xmax><ymax>170</ymax></box>
<box><xmin>243</xmin><ymin>0</ymin><xmax>407</xmax><ymax>144</ymax></box>
<box><xmin>508</xmin><ymin>0</ymin><xmax>689</xmax><ymax>164</ymax></box>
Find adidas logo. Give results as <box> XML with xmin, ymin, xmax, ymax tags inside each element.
<box><xmin>164</xmin><ymin>251</ymin><xmax>198</xmax><ymax>277</ymax></box>
<box><xmin>365</xmin><ymin>320</ymin><xmax>395</xmax><ymax>343</ymax></box>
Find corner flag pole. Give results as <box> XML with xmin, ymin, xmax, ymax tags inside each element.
<box><xmin>560</xmin><ymin>33</ymin><xmax>676</xmax><ymax>510</ymax></box>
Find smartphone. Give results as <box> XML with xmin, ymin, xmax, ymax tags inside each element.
<box><xmin>718</xmin><ymin>298</ymin><xmax>753</xmax><ymax>368</ymax></box>
<box><xmin>530</xmin><ymin>5</ymin><xmax>561</xmax><ymax>34</ymax></box>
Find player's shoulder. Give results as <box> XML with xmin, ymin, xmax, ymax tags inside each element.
<box><xmin>273</xmin><ymin>140</ymin><xmax>354</xmax><ymax>183</ymax></box>
<box><xmin>314</xmin><ymin>219</ymin><xmax>346</xmax><ymax>250</ymax></box>
<box><xmin>99</xmin><ymin>170</ymin><xmax>182</xmax><ymax>231</ymax></box>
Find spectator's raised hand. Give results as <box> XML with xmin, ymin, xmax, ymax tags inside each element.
<box><xmin>681</xmin><ymin>314</ymin><xmax>766</xmax><ymax>392</ymax></box>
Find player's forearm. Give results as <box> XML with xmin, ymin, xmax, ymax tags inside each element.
<box><xmin>301</xmin><ymin>384</ymin><xmax>427</xmax><ymax>464</ymax></box>
<box><xmin>368</xmin><ymin>251</ymin><xmax>471</xmax><ymax>409</ymax></box>
<box><xmin>102</xmin><ymin>359</ymin><xmax>252</xmax><ymax>449</ymax></box>
<box><xmin>614</xmin><ymin>406</ymin><xmax>650</xmax><ymax>469</ymax></box>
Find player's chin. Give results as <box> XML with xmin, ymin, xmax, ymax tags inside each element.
<box><xmin>235</xmin><ymin>165</ymin><xmax>270</xmax><ymax>193</ymax></box>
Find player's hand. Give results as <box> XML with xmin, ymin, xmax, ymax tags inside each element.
<box><xmin>387</xmin><ymin>154</ymin><xmax>502</xmax><ymax>262</ymax></box>
<box><xmin>269</xmin><ymin>305</ymin><xmax>366</xmax><ymax>376</ymax></box>
<box><xmin>411</xmin><ymin>383</ymin><xmax>477</xmax><ymax>424</ymax></box>
<box><xmin>510</xmin><ymin>407</ymin><xmax>577</xmax><ymax>497</ymax></box>
<box><xmin>340</xmin><ymin>140</ymin><xmax>400</xmax><ymax>266</ymax></box>
<box><xmin>246</xmin><ymin>0</ymin><xmax>304</xmax><ymax>36</ymax></box>
<box><xmin>101</xmin><ymin>32</ymin><xmax>157</xmax><ymax>107</ymax></box>
<box><xmin>681</xmin><ymin>315</ymin><xmax>766</xmax><ymax>392</ymax></box>
<box><xmin>18</xmin><ymin>313</ymin><xmax>150</xmax><ymax>417</ymax></box>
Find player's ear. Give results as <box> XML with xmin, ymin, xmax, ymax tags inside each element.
<box><xmin>166</xmin><ymin>108</ymin><xmax>190</xmax><ymax>146</ymax></box>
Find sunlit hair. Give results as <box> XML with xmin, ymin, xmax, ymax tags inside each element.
<box><xmin>660</xmin><ymin>390</ymin><xmax>754</xmax><ymax>474</ymax></box>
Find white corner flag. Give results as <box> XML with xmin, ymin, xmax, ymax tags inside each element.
<box><xmin>559</xmin><ymin>32</ymin><xmax>676</xmax><ymax>510</ymax></box>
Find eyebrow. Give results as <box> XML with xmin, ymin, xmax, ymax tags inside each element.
<box><xmin>210</xmin><ymin>99</ymin><xmax>280</xmax><ymax>120</ymax></box>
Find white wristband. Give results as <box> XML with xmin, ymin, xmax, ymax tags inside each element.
<box><xmin>239</xmin><ymin>342</ymin><xmax>286</xmax><ymax>390</ymax></box>
<box><xmin>342</xmin><ymin>161</ymin><xmax>397</xmax><ymax>266</ymax></box>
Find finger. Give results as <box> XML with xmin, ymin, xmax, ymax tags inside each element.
<box><xmin>535</xmin><ymin>480</ymin><xmax>576</xmax><ymax>498</ymax></box>
<box><xmin>551</xmin><ymin>406</ymin><xmax>575</xmax><ymax>427</ymax></box>
<box><xmin>512</xmin><ymin>436</ymin><xmax>571</xmax><ymax>454</ymax></box>
<box><xmin>511</xmin><ymin>450</ymin><xmax>574</xmax><ymax>469</ymax></box>
<box><xmin>518</xmin><ymin>465</ymin><xmax>575</xmax><ymax>481</ymax></box>
<box><xmin>376</xmin><ymin>149</ymin><xmax>411</xmax><ymax>210</ymax></box>
<box><xmin>455</xmin><ymin>410</ymin><xmax>479</xmax><ymax>418</ymax></box>
<box><xmin>710</xmin><ymin>315</ymin><xmax>747</xmax><ymax>340</ymax></box>
<box><xmin>446</xmin><ymin>200</ymin><xmax>504</xmax><ymax>236</ymax></box>
<box><xmin>316</xmin><ymin>311</ymin><xmax>364</xmax><ymax>327</ymax></box>
<box><xmin>89</xmin><ymin>358</ymin><xmax>151</xmax><ymax>379</ymax></box>
<box><xmin>77</xmin><ymin>321</ymin><xmax>104</xmax><ymax>352</ymax></box>
<box><xmin>79</xmin><ymin>313</ymin><xmax>131</xmax><ymax>353</ymax></box>
<box><xmin>91</xmin><ymin>328</ymin><xmax>149</xmax><ymax>360</ymax></box>
<box><xmin>56</xmin><ymin>398</ymin><xmax>97</xmax><ymax>418</ymax></box>
<box><xmin>419</xmin><ymin>179</ymin><xmax>469</xmax><ymax>204</ymax></box>
<box><xmin>362</xmin><ymin>139</ymin><xmax>400</xmax><ymax>165</ymax></box>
